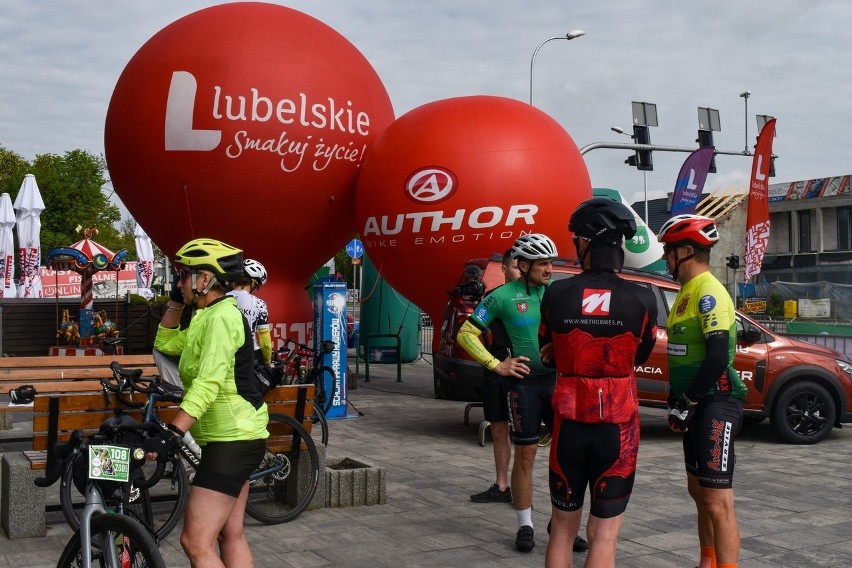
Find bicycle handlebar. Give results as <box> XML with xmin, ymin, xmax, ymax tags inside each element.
<box><xmin>109</xmin><ymin>361</ymin><xmax>154</xmax><ymax>394</ymax></box>
<box><xmin>34</xmin><ymin>430</ymin><xmax>84</xmax><ymax>487</ymax></box>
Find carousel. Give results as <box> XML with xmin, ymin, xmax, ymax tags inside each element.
<box><xmin>46</xmin><ymin>228</ymin><xmax>128</xmax><ymax>355</ymax></box>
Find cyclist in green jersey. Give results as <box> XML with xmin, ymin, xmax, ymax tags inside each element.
<box><xmin>154</xmin><ymin>238</ymin><xmax>269</xmax><ymax>568</ymax></box>
<box><xmin>659</xmin><ymin>215</ymin><xmax>746</xmax><ymax>568</ymax></box>
<box><xmin>457</xmin><ymin>234</ymin><xmax>587</xmax><ymax>554</ymax></box>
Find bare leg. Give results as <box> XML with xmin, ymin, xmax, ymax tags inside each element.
<box><xmin>512</xmin><ymin>443</ymin><xmax>538</xmax><ymax>513</ymax></box>
<box><xmin>687</xmin><ymin>473</ymin><xmax>715</xmax><ymax>552</ymax></box>
<box><xmin>218</xmin><ymin>482</ymin><xmax>254</xmax><ymax>568</ymax></box>
<box><xmin>491</xmin><ymin>420</ymin><xmax>511</xmax><ymax>489</ymax></box>
<box><xmin>584</xmin><ymin>513</ymin><xmax>624</xmax><ymax>568</ymax></box>
<box><xmin>701</xmin><ymin>486</ymin><xmax>739</xmax><ymax>566</ymax></box>
<box><xmin>545</xmin><ymin>506</ymin><xmax>581</xmax><ymax>568</ymax></box>
<box><xmin>181</xmin><ymin>486</ymin><xmax>238</xmax><ymax>568</ymax></box>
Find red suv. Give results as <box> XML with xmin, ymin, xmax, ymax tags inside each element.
<box><xmin>434</xmin><ymin>255</ymin><xmax>852</xmax><ymax>444</ymax></box>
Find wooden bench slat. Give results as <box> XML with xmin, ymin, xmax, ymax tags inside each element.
<box><xmin>0</xmin><ymin>355</ymin><xmax>157</xmax><ymax>369</ymax></box>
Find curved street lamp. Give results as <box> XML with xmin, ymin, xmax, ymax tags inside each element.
<box><xmin>529</xmin><ymin>30</ymin><xmax>586</xmax><ymax>106</ymax></box>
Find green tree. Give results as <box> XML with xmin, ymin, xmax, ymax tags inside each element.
<box><xmin>0</xmin><ymin>147</ymin><xmax>128</xmax><ymax>258</ymax></box>
<box><xmin>0</xmin><ymin>146</ymin><xmax>29</xmax><ymax>193</ymax></box>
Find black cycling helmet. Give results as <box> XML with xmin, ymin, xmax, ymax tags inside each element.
<box><xmin>569</xmin><ymin>197</ymin><xmax>637</xmax><ymax>244</ymax></box>
<box><xmin>174</xmin><ymin>238</ymin><xmax>244</xmax><ymax>281</ymax></box>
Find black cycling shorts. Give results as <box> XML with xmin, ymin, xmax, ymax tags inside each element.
<box><xmin>507</xmin><ymin>375</ymin><xmax>554</xmax><ymax>445</ymax></box>
<box><xmin>193</xmin><ymin>438</ymin><xmax>266</xmax><ymax>497</ymax></box>
<box><xmin>482</xmin><ymin>372</ymin><xmax>509</xmax><ymax>422</ymax></box>
<box><xmin>683</xmin><ymin>393</ymin><xmax>743</xmax><ymax>489</ymax></box>
<box><xmin>549</xmin><ymin>416</ymin><xmax>638</xmax><ymax>518</ymax></box>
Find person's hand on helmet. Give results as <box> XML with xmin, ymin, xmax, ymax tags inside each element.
<box><xmin>169</xmin><ymin>279</ymin><xmax>184</xmax><ymax>304</ymax></box>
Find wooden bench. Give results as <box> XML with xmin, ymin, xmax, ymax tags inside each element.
<box><xmin>26</xmin><ymin>383</ymin><xmax>315</xmax><ymax>470</ymax></box>
<box><xmin>1</xmin><ymin>383</ymin><xmax>316</xmax><ymax>538</ymax></box>
<box><xmin>0</xmin><ymin>355</ymin><xmax>158</xmax><ymax>398</ymax></box>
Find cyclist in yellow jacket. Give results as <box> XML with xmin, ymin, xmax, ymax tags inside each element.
<box><xmin>154</xmin><ymin>238</ymin><xmax>268</xmax><ymax>567</ymax></box>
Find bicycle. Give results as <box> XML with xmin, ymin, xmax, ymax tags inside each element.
<box><xmin>271</xmin><ymin>338</ymin><xmax>336</xmax><ymax>446</ymax></box>
<box><xmin>36</xmin><ymin>414</ymin><xmax>168</xmax><ymax>568</ymax></box>
<box><xmin>64</xmin><ymin>362</ymin><xmax>321</xmax><ymax>530</ymax></box>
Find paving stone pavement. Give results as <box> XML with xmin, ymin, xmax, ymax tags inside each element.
<box><xmin>2</xmin><ymin>358</ymin><xmax>852</xmax><ymax>567</ymax></box>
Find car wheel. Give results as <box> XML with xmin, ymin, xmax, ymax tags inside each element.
<box><xmin>770</xmin><ymin>380</ymin><xmax>836</xmax><ymax>444</ymax></box>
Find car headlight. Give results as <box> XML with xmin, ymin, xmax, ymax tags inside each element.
<box><xmin>836</xmin><ymin>359</ymin><xmax>852</xmax><ymax>375</ymax></box>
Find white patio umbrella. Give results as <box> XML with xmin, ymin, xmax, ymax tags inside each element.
<box><xmin>13</xmin><ymin>174</ymin><xmax>45</xmax><ymax>298</ymax></box>
<box><xmin>134</xmin><ymin>222</ymin><xmax>155</xmax><ymax>299</ymax></box>
<box><xmin>0</xmin><ymin>193</ymin><xmax>16</xmax><ymax>298</ymax></box>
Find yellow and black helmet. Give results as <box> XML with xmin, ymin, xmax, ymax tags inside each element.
<box><xmin>174</xmin><ymin>238</ymin><xmax>244</xmax><ymax>280</ymax></box>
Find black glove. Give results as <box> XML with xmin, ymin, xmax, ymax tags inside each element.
<box><xmin>667</xmin><ymin>395</ymin><xmax>697</xmax><ymax>431</ymax></box>
<box><xmin>143</xmin><ymin>427</ymin><xmax>181</xmax><ymax>461</ymax></box>
<box><xmin>169</xmin><ymin>279</ymin><xmax>184</xmax><ymax>303</ymax></box>
<box><xmin>666</xmin><ymin>390</ymin><xmax>678</xmax><ymax>411</ymax></box>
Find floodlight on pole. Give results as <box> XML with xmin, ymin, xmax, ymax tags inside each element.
<box><xmin>529</xmin><ymin>30</ymin><xmax>586</xmax><ymax>106</ymax></box>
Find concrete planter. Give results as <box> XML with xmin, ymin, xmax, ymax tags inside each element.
<box><xmin>325</xmin><ymin>457</ymin><xmax>386</xmax><ymax>508</ymax></box>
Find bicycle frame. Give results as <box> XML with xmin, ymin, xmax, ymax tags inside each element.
<box><xmin>78</xmin><ymin>483</ymin><xmax>114</xmax><ymax>568</ymax></box>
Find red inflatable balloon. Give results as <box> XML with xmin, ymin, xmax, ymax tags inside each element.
<box><xmin>355</xmin><ymin>95</ymin><xmax>592</xmax><ymax>340</ymax></box>
<box><xmin>105</xmin><ymin>2</ymin><xmax>394</xmax><ymax>343</ymax></box>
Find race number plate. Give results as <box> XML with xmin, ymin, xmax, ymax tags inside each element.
<box><xmin>88</xmin><ymin>445</ymin><xmax>131</xmax><ymax>483</ymax></box>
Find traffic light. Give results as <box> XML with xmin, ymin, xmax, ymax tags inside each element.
<box><xmin>726</xmin><ymin>255</ymin><xmax>740</xmax><ymax>269</ymax></box>
<box><xmin>631</xmin><ymin>125</ymin><xmax>653</xmax><ymax>171</ymax></box>
<box><xmin>697</xmin><ymin>129</ymin><xmax>717</xmax><ymax>173</ymax></box>
<box><xmin>769</xmin><ymin>155</ymin><xmax>776</xmax><ymax>177</ymax></box>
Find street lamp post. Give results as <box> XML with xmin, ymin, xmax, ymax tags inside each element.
<box><xmin>739</xmin><ymin>91</ymin><xmax>750</xmax><ymax>154</ymax></box>
<box><xmin>611</xmin><ymin>126</ymin><xmax>649</xmax><ymax>223</ymax></box>
<box><xmin>529</xmin><ymin>30</ymin><xmax>585</xmax><ymax>106</ymax></box>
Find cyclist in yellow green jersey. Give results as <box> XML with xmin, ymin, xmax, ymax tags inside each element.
<box><xmin>154</xmin><ymin>238</ymin><xmax>268</xmax><ymax>568</ymax></box>
<box><xmin>658</xmin><ymin>215</ymin><xmax>747</xmax><ymax>568</ymax></box>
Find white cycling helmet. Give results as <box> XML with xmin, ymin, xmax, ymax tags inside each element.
<box><xmin>243</xmin><ymin>259</ymin><xmax>268</xmax><ymax>288</ymax></box>
<box><xmin>511</xmin><ymin>233</ymin><xmax>558</xmax><ymax>260</ymax></box>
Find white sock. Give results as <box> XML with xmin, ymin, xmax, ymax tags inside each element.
<box><xmin>516</xmin><ymin>507</ymin><xmax>533</xmax><ymax>528</ymax></box>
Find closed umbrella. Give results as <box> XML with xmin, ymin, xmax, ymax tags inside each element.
<box><xmin>134</xmin><ymin>222</ymin><xmax>155</xmax><ymax>299</ymax></box>
<box><xmin>13</xmin><ymin>174</ymin><xmax>45</xmax><ymax>298</ymax></box>
<box><xmin>0</xmin><ymin>193</ymin><xmax>16</xmax><ymax>297</ymax></box>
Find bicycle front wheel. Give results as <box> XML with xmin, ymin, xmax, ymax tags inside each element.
<box><xmin>245</xmin><ymin>413</ymin><xmax>319</xmax><ymax>524</ymax></box>
<box><xmin>56</xmin><ymin>512</ymin><xmax>165</xmax><ymax>568</ymax></box>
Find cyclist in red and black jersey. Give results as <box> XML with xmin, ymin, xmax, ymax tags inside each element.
<box><xmin>539</xmin><ymin>198</ymin><xmax>657</xmax><ymax>567</ymax></box>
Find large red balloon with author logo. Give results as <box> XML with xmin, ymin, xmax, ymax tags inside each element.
<box><xmin>105</xmin><ymin>2</ymin><xmax>394</xmax><ymax>343</ymax></box>
<box><xmin>355</xmin><ymin>95</ymin><xmax>592</xmax><ymax>338</ymax></box>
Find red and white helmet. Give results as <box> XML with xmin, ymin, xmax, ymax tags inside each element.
<box><xmin>657</xmin><ymin>214</ymin><xmax>719</xmax><ymax>248</ymax></box>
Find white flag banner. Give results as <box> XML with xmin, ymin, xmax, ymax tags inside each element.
<box><xmin>0</xmin><ymin>193</ymin><xmax>16</xmax><ymax>298</ymax></box>
<box><xmin>134</xmin><ymin>222</ymin><xmax>155</xmax><ymax>299</ymax></box>
<box><xmin>13</xmin><ymin>174</ymin><xmax>45</xmax><ymax>298</ymax></box>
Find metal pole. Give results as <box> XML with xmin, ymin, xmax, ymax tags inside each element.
<box><xmin>643</xmin><ymin>170</ymin><xmax>649</xmax><ymax>224</ymax></box>
<box><xmin>732</xmin><ymin>268</ymin><xmax>738</xmax><ymax>308</ymax></box>
<box><xmin>530</xmin><ymin>37</ymin><xmax>560</xmax><ymax>106</ymax></box>
<box><xmin>529</xmin><ymin>31</ymin><xmax>585</xmax><ymax>106</ymax></box>
<box><xmin>741</xmin><ymin>91</ymin><xmax>750</xmax><ymax>154</ymax></box>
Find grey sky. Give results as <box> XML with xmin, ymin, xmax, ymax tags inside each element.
<box><xmin>1</xmin><ymin>0</ymin><xmax>850</xmax><ymax>214</ymax></box>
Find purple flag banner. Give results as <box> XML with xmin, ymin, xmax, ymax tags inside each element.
<box><xmin>670</xmin><ymin>147</ymin><xmax>715</xmax><ymax>217</ymax></box>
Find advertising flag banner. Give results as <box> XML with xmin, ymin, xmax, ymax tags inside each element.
<box><xmin>134</xmin><ymin>223</ymin><xmax>155</xmax><ymax>298</ymax></box>
<box><xmin>744</xmin><ymin>118</ymin><xmax>777</xmax><ymax>281</ymax></box>
<box><xmin>13</xmin><ymin>174</ymin><xmax>45</xmax><ymax>298</ymax></box>
<box><xmin>670</xmin><ymin>147</ymin><xmax>715</xmax><ymax>216</ymax></box>
<box><xmin>0</xmin><ymin>193</ymin><xmax>16</xmax><ymax>298</ymax></box>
